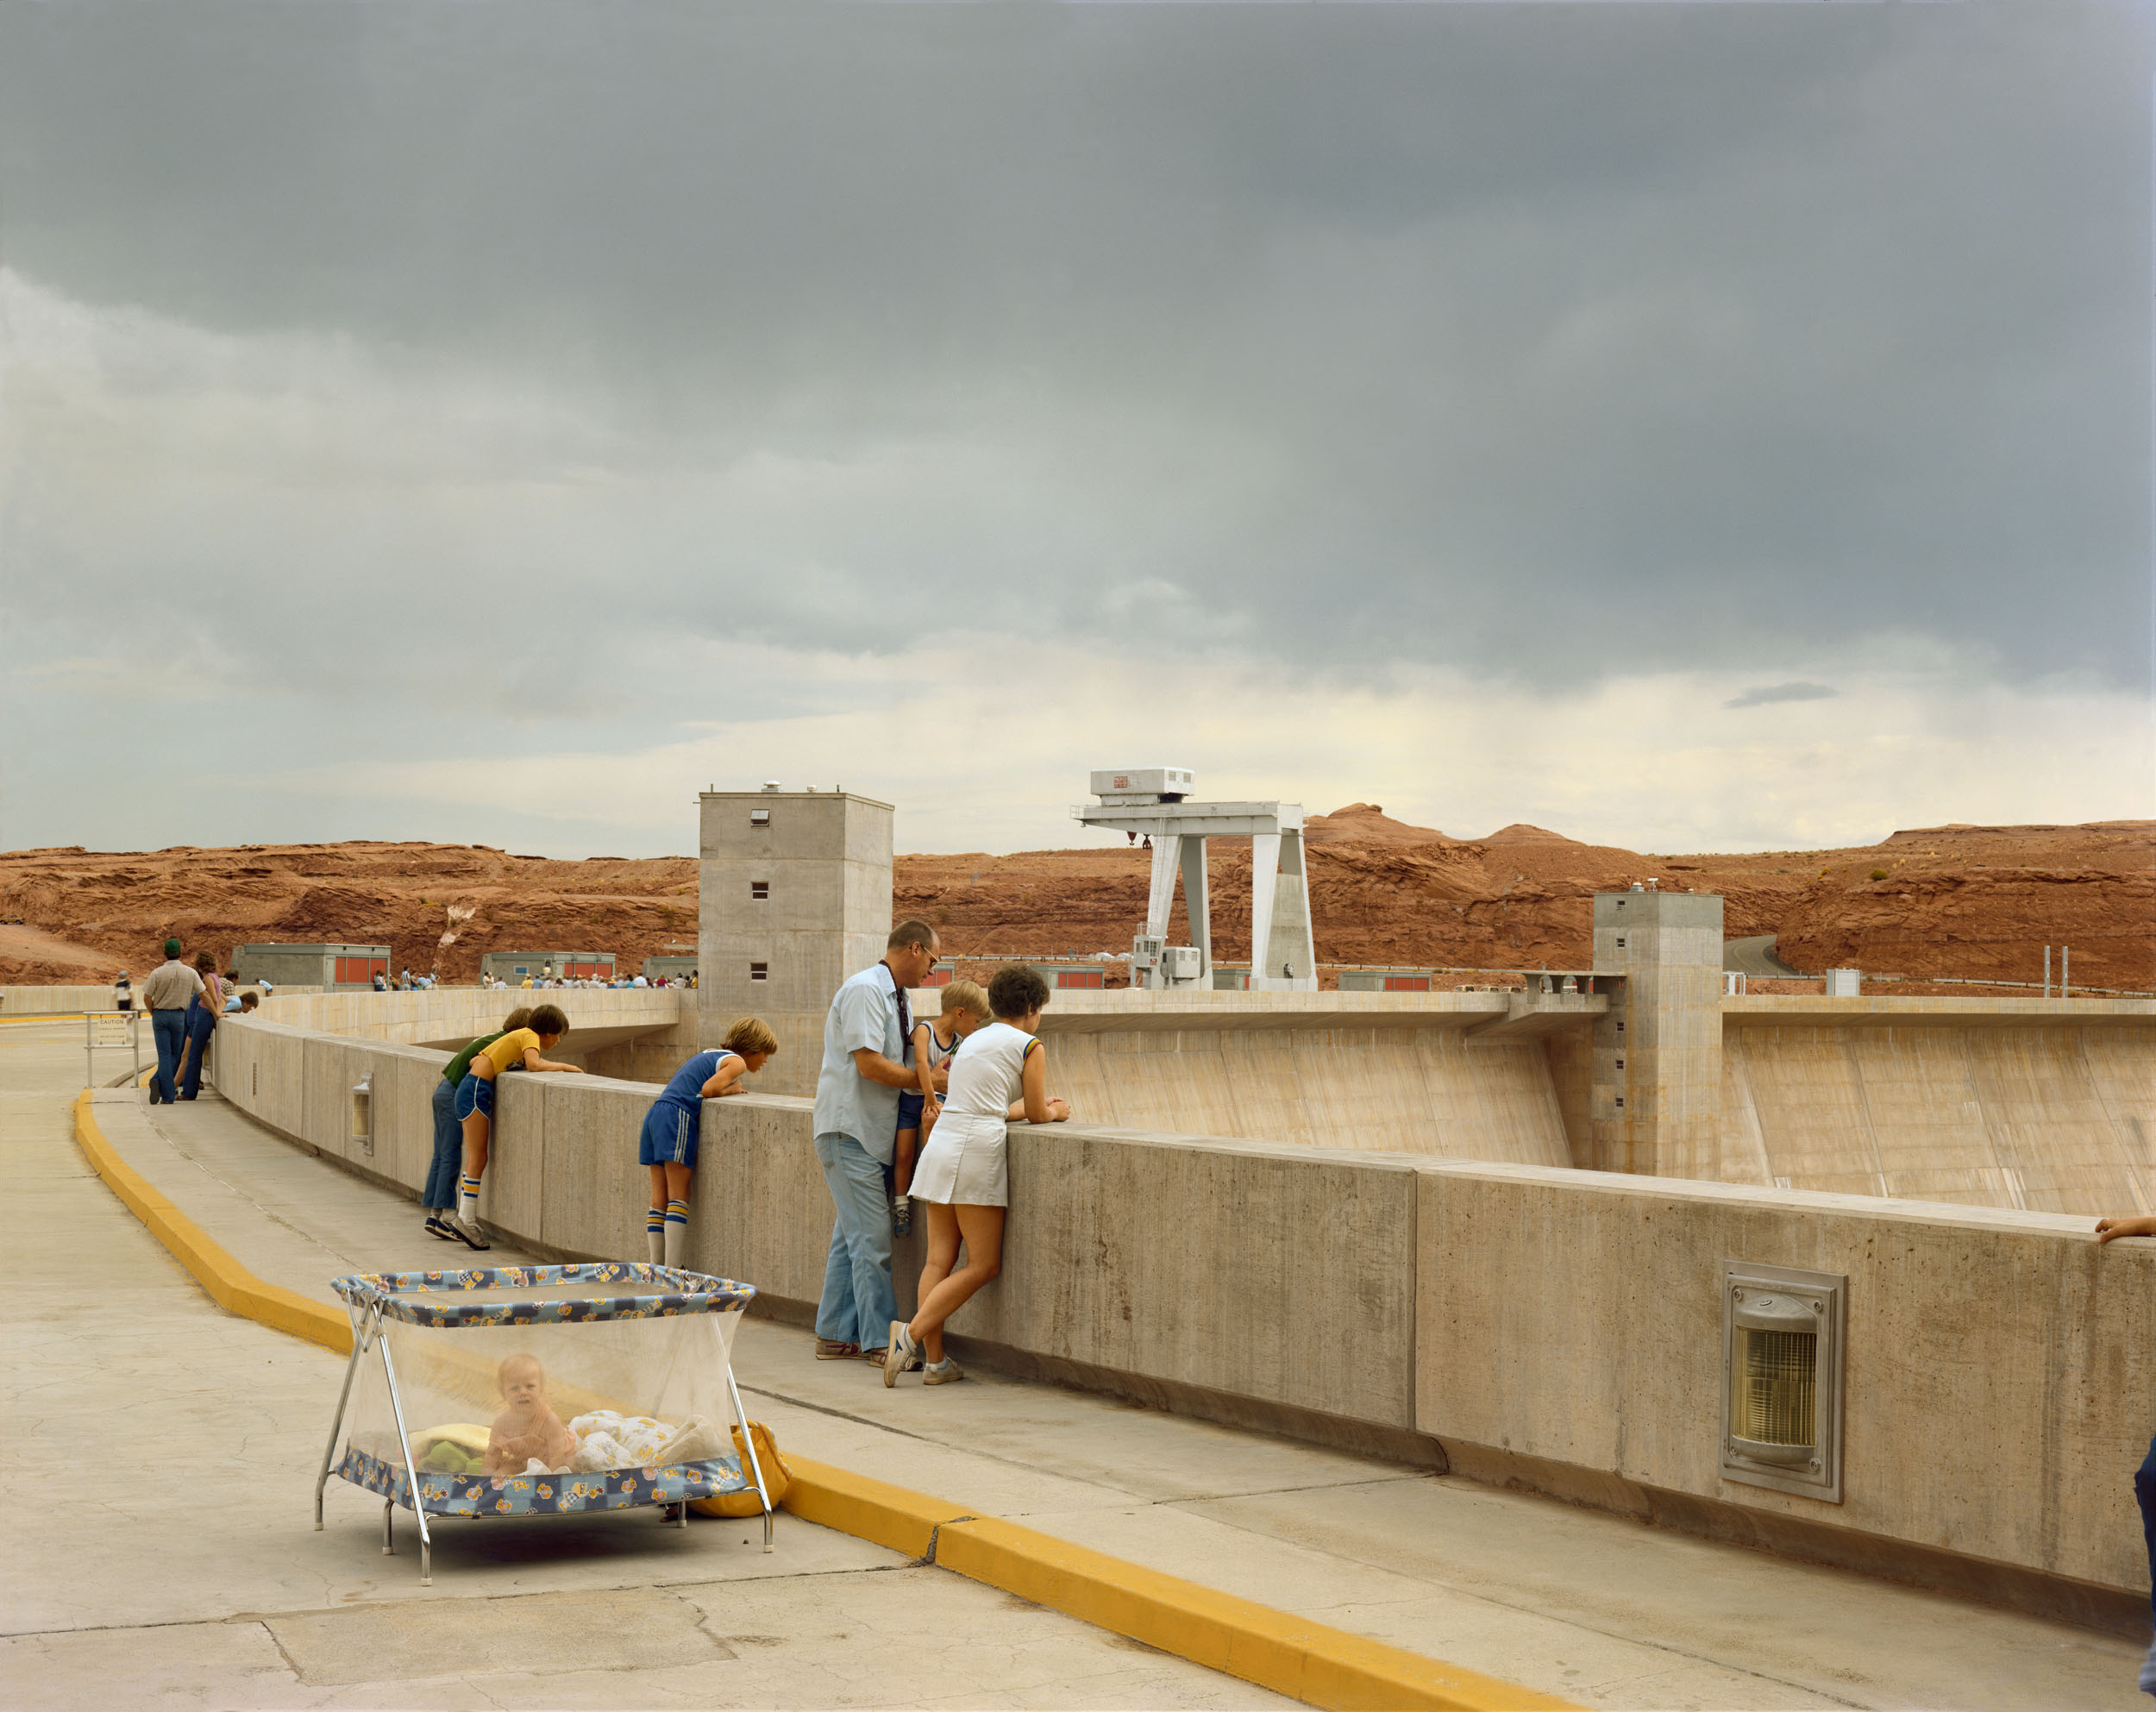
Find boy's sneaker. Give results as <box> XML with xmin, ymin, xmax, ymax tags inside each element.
<box><xmin>882</xmin><ymin>1324</ymin><xmax>922</xmax><ymax>1387</ymax></box>
<box><xmin>448</xmin><ymin>1215</ymin><xmax>491</xmax><ymax>1251</ymax></box>
<box><xmin>423</xmin><ymin>1214</ymin><xmax>459</xmax><ymax>1240</ymax></box>
<box><xmin>813</xmin><ymin>1339</ymin><xmax>860</xmax><ymax>1361</ymax></box>
<box><xmin>923</xmin><ymin>1358</ymin><xmax>965</xmax><ymax>1386</ymax></box>
<box><xmin>892</xmin><ymin>1195</ymin><xmax>912</xmax><ymax>1236</ymax></box>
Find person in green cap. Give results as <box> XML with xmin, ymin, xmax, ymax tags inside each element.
<box><xmin>141</xmin><ymin>937</ymin><xmax>204</xmax><ymax>1105</ymax></box>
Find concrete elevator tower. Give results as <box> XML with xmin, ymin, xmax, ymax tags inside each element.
<box><xmin>699</xmin><ymin>786</ymin><xmax>893</xmax><ymax>1099</ymax></box>
<box><xmin>1589</xmin><ymin>887</ymin><xmax>1724</xmax><ymax>1177</ymax></box>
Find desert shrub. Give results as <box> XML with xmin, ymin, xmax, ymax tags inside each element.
<box><xmin>1869</xmin><ymin>868</ymin><xmax>1890</xmax><ymax>881</ymax></box>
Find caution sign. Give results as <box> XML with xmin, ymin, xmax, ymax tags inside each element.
<box><xmin>93</xmin><ymin>1014</ymin><xmax>133</xmax><ymax>1046</ymax></box>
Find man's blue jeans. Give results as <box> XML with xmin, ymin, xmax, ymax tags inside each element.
<box><xmin>422</xmin><ymin>1078</ymin><xmax>461</xmax><ymax>1211</ymax></box>
<box><xmin>150</xmin><ymin>1009</ymin><xmax>188</xmax><ymax>1102</ymax></box>
<box><xmin>814</xmin><ymin>1132</ymin><xmax>896</xmax><ymax>1351</ymax></box>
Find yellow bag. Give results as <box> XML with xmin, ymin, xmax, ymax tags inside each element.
<box><xmin>691</xmin><ymin>1420</ymin><xmax>790</xmax><ymax>1517</ymax></box>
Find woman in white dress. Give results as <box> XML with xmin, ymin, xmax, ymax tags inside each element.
<box><xmin>886</xmin><ymin>966</ymin><xmax>1069</xmax><ymax>1385</ymax></box>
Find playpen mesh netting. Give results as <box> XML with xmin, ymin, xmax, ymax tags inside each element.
<box><xmin>330</xmin><ymin>1264</ymin><xmax>761</xmax><ymax>1517</ymax></box>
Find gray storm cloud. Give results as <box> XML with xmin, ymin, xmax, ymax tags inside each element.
<box><xmin>3</xmin><ymin>3</ymin><xmax>2145</xmax><ymax>690</ymax></box>
<box><xmin>0</xmin><ymin>3</ymin><xmax>2148</xmax><ymax>856</ymax></box>
<box><xmin>1726</xmin><ymin>683</ymin><xmax>1839</xmax><ymax>711</ymax></box>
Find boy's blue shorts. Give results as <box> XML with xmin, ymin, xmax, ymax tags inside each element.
<box><xmin>896</xmin><ymin>1090</ymin><xmax>925</xmax><ymax>1130</ymax></box>
<box><xmin>639</xmin><ymin>1101</ymin><xmax>699</xmax><ymax>1168</ymax></box>
<box><xmin>453</xmin><ymin>1075</ymin><xmax>495</xmax><ymax>1121</ymax></box>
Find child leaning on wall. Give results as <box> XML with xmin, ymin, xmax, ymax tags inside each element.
<box><xmin>892</xmin><ymin>980</ymin><xmax>992</xmax><ymax>1236</ymax></box>
<box><xmin>636</xmin><ymin>1018</ymin><xmax>778</xmax><ymax>1268</ymax></box>
<box><xmin>450</xmin><ymin>1003</ymin><xmax>582</xmax><ymax>1251</ymax></box>
<box><xmin>423</xmin><ymin>1007</ymin><xmax>532</xmax><ymax>1243</ymax></box>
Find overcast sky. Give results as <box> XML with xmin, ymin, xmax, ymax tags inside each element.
<box><xmin>3</xmin><ymin>2</ymin><xmax>2149</xmax><ymax>858</ymax></box>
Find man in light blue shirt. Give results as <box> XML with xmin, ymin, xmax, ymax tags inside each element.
<box><xmin>811</xmin><ymin>919</ymin><xmax>945</xmax><ymax>1362</ymax></box>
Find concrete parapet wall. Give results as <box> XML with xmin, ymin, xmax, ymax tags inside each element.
<box><xmin>207</xmin><ymin>1009</ymin><xmax>2153</xmax><ymax>1621</ymax></box>
<box><xmin>2</xmin><ymin>985</ymin><xmax>133</xmax><ymax>1015</ymax></box>
<box><xmin>255</xmin><ymin>985</ymin><xmax>692</xmax><ymax>1063</ymax></box>
<box><xmin>1</xmin><ymin>983</ymin><xmax>319</xmax><ymax>1016</ymax></box>
<box><xmin>1414</xmin><ymin>1161</ymin><xmax>2151</xmax><ymax>1603</ymax></box>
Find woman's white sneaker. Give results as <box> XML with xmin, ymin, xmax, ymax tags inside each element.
<box><xmin>922</xmin><ymin>1358</ymin><xmax>964</xmax><ymax>1386</ymax></box>
<box><xmin>882</xmin><ymin>1324</ymin><xmax>921</xmax><ymax>1386</ymax></box>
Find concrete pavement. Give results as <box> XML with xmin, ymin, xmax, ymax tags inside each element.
<box><xmin>5</xmin><ymin>1016</ymin><xmax>2148</xmax><ymax>1709</ymax></box>
<box><xmin>0</xmin><ymin>1020</ymin><xmax>1286</xmax><ymax>1710</ymax></box>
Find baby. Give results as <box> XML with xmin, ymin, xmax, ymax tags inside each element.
<box><xmin>483</xmin><ymin>1354</ymin><xmax>578</xmax><ymax>1474</ymax></box>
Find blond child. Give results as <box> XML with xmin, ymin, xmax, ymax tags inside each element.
<box><xmin>892</xmin><ymin>981</ymin><xmax>991</xmax><ymax>1236</ymax></box>
<box><xmin>638</xmin><ymin>1017</ymin><xmax>778</xmax><ymax>1268</ymax></box>
<box><xmin>451</xmin><ymin>1002</ymin><xmax>582</xmax><ymax>1251</ymax></box>
<box><xmin>483</xmin><ymin>1354</ymin><xmax>577</xmax><ymax>1474</ymax></box>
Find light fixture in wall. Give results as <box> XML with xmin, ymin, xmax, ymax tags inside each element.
<box><xmin>749</xmin><ymin>963</ymin><xmax>768</xmax><ymax>982</ymax></box>
<box><xmin>1720</xmin><ymin>1259</ymin><xmax>1845</xmax><ymax>1502</ymax></box>
<box><xmin>751</xmin><ymin>881</ymin><xmax>769</xmax><ymax>900</ymax></box>
<box><xmin>749</xmin><ymin>808</ymin><xmax>770</xmax><ymax>827</ymax></box>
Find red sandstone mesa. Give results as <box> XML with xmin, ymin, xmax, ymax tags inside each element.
<box><xmin>2</xmin><ymin>815</ymin><xmax>2147</xmax><ymax>991</ymax></box>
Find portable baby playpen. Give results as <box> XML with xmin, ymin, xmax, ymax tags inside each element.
<box><xmin>317</xmin><ymin>1263</ymin><xmax>773</xmax><ymax>1583</ymax></box>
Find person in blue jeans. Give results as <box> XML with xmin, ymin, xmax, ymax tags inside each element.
<box><xmin>421</xmin><ymin>1007</ymin><xmax>530</xmax><ymax>1241</ymax></box>
<box><xmin>810</xmin><ymin>922</ymin><xmax>945</xmax><ymax>1364</ymax></box>
<box><xmin>2096</xmin><ymin>1210</ymin><xmax>2156</xmax><ymax>1698</ymax></box>
<box><xmin>172</xmin><ymin>954</ymin><xmax>225</xmax><ymax>1100</ymax></box>
<box><xmin>140</xmin><ymin>938</ymin><xmax>204</xmax><ymax>1106</ymax></box>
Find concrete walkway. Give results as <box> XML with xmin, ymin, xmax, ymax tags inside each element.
<box><xmin>5</xmin><ymin>1018</ymin><xmax>2147</xmax><ymax>1709</ymax></box>
<box><xmin>0</xmin><ymin>1021</ymin><xmax>1282</xmax><ymax>1711</ymax></box>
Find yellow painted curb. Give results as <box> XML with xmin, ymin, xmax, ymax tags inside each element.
<box><xmin>936</xmin><ymin>1515</ymin><xmax>1578</xmax><ymax>1712</ymax></box>
<box><xmin>69</xmin><ymin>1087</ymin><xmax>1578</xmax><ymax>1712</ymax></box>
<box><xmin>775</xmin><ymin>1452</ymin><xmax>974</xmax><ymax>1559</ymax></box>
<box><xmin>72</xmin><ymin>1089</ymin><xmax>352</xmax><ymax>1356</ymax></box>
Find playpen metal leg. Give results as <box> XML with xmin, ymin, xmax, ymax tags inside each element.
<box><xmin>678</xmin><ymin>1503</ymin><xmax>690</xmax><ymax>1531</ymax></box>
<box><xmin>378</xmin><ymin>1333</ymin><xmax>435</xmax><ymax>1585</ymax></box>
<box><xmin>315</xmin><ymin>1306</ymin><xmax>376</xmax><ymax>1530</ymax></box>
<box><xmin>382</xmin><ymin>1501</ymin><xmax>394</xmax><ymax>1555</ymax></box>
<box><xmin>725</xmin><ymin>1366</ymin><xmax>774</xmax><ymax>1553</ymax></box>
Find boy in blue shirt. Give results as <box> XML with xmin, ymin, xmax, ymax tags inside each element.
<box><xmin>639</xmin><ymin>1017</ymin><xmax>778</xmax><ymax>1267</ymax></box>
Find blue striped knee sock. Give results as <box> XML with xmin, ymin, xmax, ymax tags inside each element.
<box><xmin>663</xmin><ymin>1199</ymin><xmax>689</xmax><ymax>1268</ymax></box>
<box><xmin>645</xmin><ymin>1206</ymin><xmax>664</xmax><ymax>1264</ymax></box>
<box><xmin>458</xmin><ymin>1175</ymin><xmax>482</xmax><ymax>1222</ymax></box>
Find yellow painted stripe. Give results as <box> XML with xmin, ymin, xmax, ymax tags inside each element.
<box><xmin>71</xmin><ymin>1090</ymin><xmax>352</xmax><ymax>1356</ymax></box>
<box><xmin>68</xmin><ymin>1088</ymin><xmax>1579</xmax><ymax>1712</ymax></box>
<box><xmin>776</xmin><ymin>1452</ymin><xmax>975</xmax><ymax>1560</ymax></box>
<box><xmin>938</xmin><ymin>1514</ymin><xmax>1578</xmax><ymax>1711</ymax></box>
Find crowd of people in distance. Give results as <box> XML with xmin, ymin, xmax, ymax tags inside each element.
<box><xmin>479</xmin><ymin>971</ymin><xmax>696</xmax><ymax>991</ymax></box>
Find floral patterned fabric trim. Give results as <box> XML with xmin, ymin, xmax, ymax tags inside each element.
<box><xmin>335</xmin><ymin>1445</ymin><xmax>758</xmax><ymax>1515</ymax></box>
<box><xmin>329</xmin><ymin>1262</ymin><xmax>755</xmax><ymax>1326</ymax></box>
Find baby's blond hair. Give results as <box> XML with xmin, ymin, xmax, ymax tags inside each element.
<box><xmin>498</xmin><ymin>1353</ymin><xmax>544</xmax><ymax>1391</ymax></box>
<box><xmin>938</xmin><ymin>979</ymin><xmax>990</xmax><ymax>1020</ymax></box>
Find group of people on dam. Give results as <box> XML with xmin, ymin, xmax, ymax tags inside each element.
<box><xmin>411</xmin><ymin>918</ymin><xmax>1070</xmax><ymax>1391</ymax></box>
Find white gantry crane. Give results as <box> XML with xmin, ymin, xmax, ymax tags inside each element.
<box><xmin>1072</xmin><ymin>768</ymin><xmax>1317</xmax><ymax>992</ymax></box>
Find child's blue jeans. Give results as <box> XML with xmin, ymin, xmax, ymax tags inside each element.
<box><xmin>422</xmin><ymin>1078</ymin><xmax>461</xmax><ymax>1211</ymax></box>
